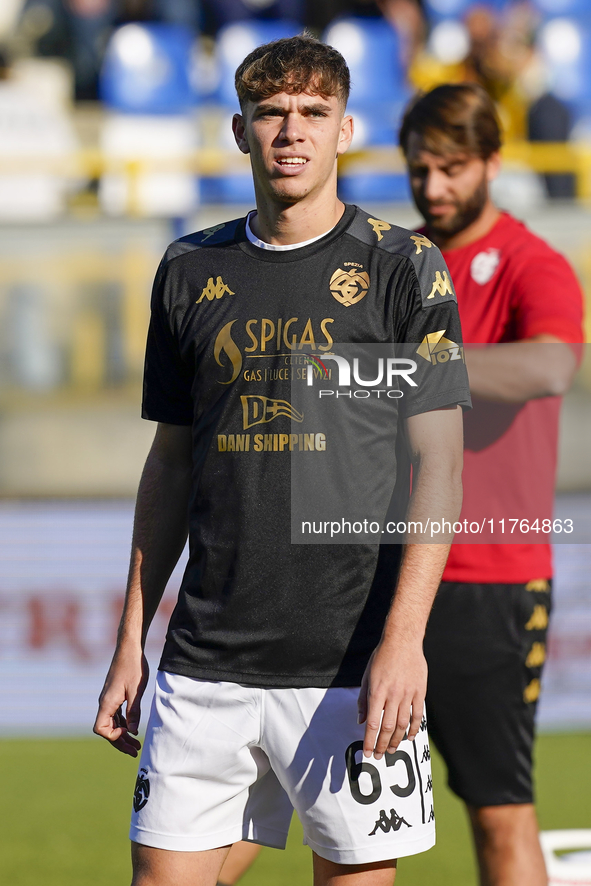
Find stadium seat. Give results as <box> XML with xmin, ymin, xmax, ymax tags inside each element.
<box><xmin>100</xmin><ymin>23</ymin><xmax>196</xmax><ymax>114</ymax></box>
<box><xmin>214</xmin><ymin>20</ymin><xmax>301</xmax><ymax>109</ymax></box>
<box><xmin>531</xmin><ymin>0</ymin><xmax>591</xmax><ymax>18</ymax></box>
<box><xmin>322</xmin><ymin>17</ymin><xmax>409</xmax><ymax>202</ymax></box>
<box><xmin>537</xmin><ymin>18</ymin><xmax>591</xmax><ymax>135</ymax></box>
<box><xmin>204</xmin><ymin>20</ymin><xmax>299</xmax><ymax>204</ymax></box>
<box><xmin>0</xmin><ymin>64</ymin><xmax>79</xmax><ymax>220</ymax></box>
<box><xmin>422</xmin><ymin>0</ymin><xmax>507</xmax><ymax>22</ymax></box>
<box><xmin>99</xmin><ymin>23</ymin><xmax>200</xmax><ymax>217</ymax></box>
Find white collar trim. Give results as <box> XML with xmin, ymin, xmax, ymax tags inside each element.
<box><xmin>245</xmin><ymin>211</ymin><xmax>334</xmax><ymax>251</ymax></box>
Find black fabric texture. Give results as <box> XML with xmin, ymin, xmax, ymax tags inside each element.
<box><xmin>143</xmin><ymin>205</ymin><xmax>471</xmax><ymax>688</ymax></box>
<box><xmin>424</xmin><ymin>580</ymin><xmax>552</xmax><ymax>806</ymax></box>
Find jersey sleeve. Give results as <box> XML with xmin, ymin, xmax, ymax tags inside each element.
<box><xmin>395</xmin><ymin>248</ymin><xmax>472</xmax><ymax>418</ymax></box>
<box><xmin>510</xmin><ymin>247</ymin><xmax>584</xmax><ymax>343</ymax></box>
<box><xmin>142</xmin><ymin>258</ymin><xmax>194</xmax><ymax>425</ymax></box>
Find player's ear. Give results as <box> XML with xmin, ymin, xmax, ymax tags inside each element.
<box><xmin>486</xmin><ymin>151</ymin><xmax>502</xmax><ymax>182</ymax></box>
<box><xmin>233</xmin><ymin>113</ymin><xmax>250</xmax><ymax>154</ymax></box>
<box><xmin>337</xmin><ymin>113</ymin><xmax>354</xmax><ymax>157</ymax></box>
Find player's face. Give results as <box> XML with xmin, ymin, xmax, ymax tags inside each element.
<box><xmin>405</xmin><ymin>132</ymin><xmax>499</xmax><ymax>238</ymax></box>
<box><xmin>233</xmin><ymin>91</ymin><xmax>353</xmax><ymax>205</ymax></box>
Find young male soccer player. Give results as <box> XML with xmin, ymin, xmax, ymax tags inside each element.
<box><xmin>94</xmin><ymin>38</ymin><xmax>471</xmax><ymax>886</ymax></box>
<box><xmin>399</xmin><ymin>83</ymin><xmax>584</xmax><ymax>886</ymax></box>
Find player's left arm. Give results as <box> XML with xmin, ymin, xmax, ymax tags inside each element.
<box><xmin>358</xmin><ymin>403</ymin><xmax>463</xmax><ymax>760</ymax></box>
<box><xmin>465</xmin><ymin>334</ymin><xmax>578</xmax><ymax>402</ymax></box>
<box><xmin>465</xmin><ymin>248</ymin><xmax>584</xmax><ymax>401</ymax></box>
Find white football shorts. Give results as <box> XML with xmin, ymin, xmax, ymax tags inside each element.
<box><xmin>129</xmin><ymin>671</ymin><xmax>435</xmax><ymax>865</ymax></box>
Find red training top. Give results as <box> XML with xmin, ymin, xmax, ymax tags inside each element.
<box><xmin>434</xmin><ymin>212</ymin><xmax>584</xmax><ymax>583</ymax></box>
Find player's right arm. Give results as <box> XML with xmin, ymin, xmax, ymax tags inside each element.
<box><xmin>93</xmin><ymin>422</ymin><xmax>192</xmax><ymax>756</ymax></box>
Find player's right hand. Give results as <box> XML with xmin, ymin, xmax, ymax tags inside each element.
<box><xmin>93</xmin><ymin>649</ymin><xmax>149</xmax><ymax>757</ymax></box>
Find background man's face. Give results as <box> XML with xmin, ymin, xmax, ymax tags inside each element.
<box><xmin>233</xmin><ymin>91</ymin><xmax>352</xmax><ymax>205</ymax></box>
<box><xmin>405</xmin><ymin>132</ymin><xmax>497</xmax><ymax>238</ymax></box>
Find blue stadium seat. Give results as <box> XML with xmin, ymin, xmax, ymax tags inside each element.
<box><xmin>206</xmin><ymin>20</ymin><xmax>300</xmax><ymax>204</ymax></box>
<box><xmin>337</xmin><ymin>172</ymin><xmax>410</xmax><ymax>204</ymax></box>
<box><xmin>322</xmin><ymin>17</ymin><xmax>409</xmax><ymax>202</ymax></box>
<box><xmin>537</xmin><ymin>18</ymin><xmax>591</xmax><ymax>131</ymax></box>
<box><xmin>323</xmin><ymin>17</ymin><xmax>406</xmax><ymax>107</ymax></box>
<box><xmin>422</xmin><ymin>0</ymin><xmax>507</xmax><ymax>22</ymax></box>
<box><xmin>214</xmin><ymin>20</ymin><xmax>301</xmax><ymax>109</ymax></box>
<box><xmin>100</xmin><ymin>23</ymin><xmax>196</xmax><ymax>114</ymax></box>
<box><xmin>99</xmin><ymin>23</ymin><xmax>201</xmax><ymax>216</ymax></box>
<box><xmin>531</xmin><ymin>0</ymin><xmax>591</xmax><ymax>18</ymax></box>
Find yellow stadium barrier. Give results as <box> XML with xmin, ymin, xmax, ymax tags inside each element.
<box><xmin>2</xmin><ymin>141</ymin><xmax>591</xmax><ymax>216</ymax></box>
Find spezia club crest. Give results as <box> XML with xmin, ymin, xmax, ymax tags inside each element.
<box><xmin>330</xmin><ymin>267</ymin><xmax>370</xmax><ymax>307</ymax></box>
<box><xmin>133</xmin><ymin>767</ymin><xmax>150</xmax><ymax>812</ymax></box>
<box><xmin>470</xmin><ymin>249</ymin><xmax>500</xmax><ymax>285</ymax></box>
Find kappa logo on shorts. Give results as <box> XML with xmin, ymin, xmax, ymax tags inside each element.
<box><xmin>525</xmin><ymin>642</ymin><xmax>546</xmax><ymax>668</ymax></box>
<box><xmin>525</xmin><ymin>579</ymin><xmax>550</xmax><ymax>593</ymax></box>
<box><xmin>525</xmin><ymin>605</ymin><xmax>548</xmax><ymax>631</ymax></box>
<box><xmin>133</xmin><ymin>768</ymin><xmax>150</xmax><ymax>813</ymax></box>
<box><xmin>524</xmin><ymin>678</ymin><xmax>541</xmax><ymax>703</ymax></box>
<box><xmin>368</xmin><ymin>808</ymin><xmax>411</xmax><ymax>836</ymax></box>
<box><xmin>329</xmin><ymin>268</ymin><xmax>370</xmax><ymax>307</ymax></box>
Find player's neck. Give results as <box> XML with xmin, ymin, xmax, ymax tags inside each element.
<box><xmin>428</xmin><ymin>200</ymin><xmax>501</xmax><ymax>252</ymax></box>
<box><xmin>250</xmin><ymin>192</ymin><xmax>345</xmax><ymax>246</ymax></box>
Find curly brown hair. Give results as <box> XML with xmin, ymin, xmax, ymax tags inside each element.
<box><xmin>399</xmin><ymin>83</ymin><xmax>502</xmax><ymax>159</ymax></box>
<box><xmin>235</xmin><ymin>35</ymin><xmax>350</xmax><ymax>110</ymax></box>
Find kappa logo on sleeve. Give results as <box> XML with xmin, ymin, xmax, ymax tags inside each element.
<box><xmin>410</xmin><ymin>234</ymin><xmax>433</xmax><ymax>255</ymax></box>
<box><xmin>416</xmin><ymin>330</ymin><xmax>465</xmax><ymax>365</ymax></box>
<box><xmin>197</xmin><ymin>276</ymin><xmax>234</xmax><ymax>303</ymax></box>
<box><xmin>329</xmin><ymin>267</ymin><xmax>370</xmax><ymax>306</ymax></box>
<box><xmin>200</xmin><ymin>223</ymin><xmax>225</xmax><ymax>242</ymax></box>
<box><xmin>427</xmin><ymin>270</ymin><xmax>454</xmax><ymax>299</ymax></box>
<box><xmin>367</xmin><ymin>218</ymin><xmax>392</xmax><ymax>241</ymax></box>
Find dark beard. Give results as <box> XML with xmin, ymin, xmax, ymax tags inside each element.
<box><xmin>414</xmin><ymin>175</ymin><xmax>488</xmax><ymax>238</ymax></box>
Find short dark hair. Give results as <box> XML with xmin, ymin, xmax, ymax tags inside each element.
<box><xmin>399</xmin><ymin>83</ymin><xmax>502</xmax><ymax>159</ymax></box>
<box><xmin>235</xmin><ymin>35</ymin><xmax>350</xmax><ymax>110</ymax></box>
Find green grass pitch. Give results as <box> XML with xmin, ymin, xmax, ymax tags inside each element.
<box><xmin>0</xmin><ymin>733</ymin><xmax>589</xmax><ymax>885</ymax></box>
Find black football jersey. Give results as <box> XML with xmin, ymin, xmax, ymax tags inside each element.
<box><xmin>143</xmin><ymin>204</ymin><xmax>471</xmax><ymax>687</ymax></box>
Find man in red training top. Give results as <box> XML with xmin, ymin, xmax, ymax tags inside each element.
<box><xmin>400</xmin><ymin>83</ymin><xmax>584</xmax><ymax>886</ymax></box>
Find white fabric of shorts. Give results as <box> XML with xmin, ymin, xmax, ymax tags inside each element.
<box><xmin>130</xmin><ymin>671</ymin><xmax>435</xmax><ymax>865</ymax></box>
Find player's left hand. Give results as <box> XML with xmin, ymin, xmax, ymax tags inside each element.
<box><xmin>357</xmin><ymin>639</ymin><xmax>427</xmax><ymax>759</ymax></box>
